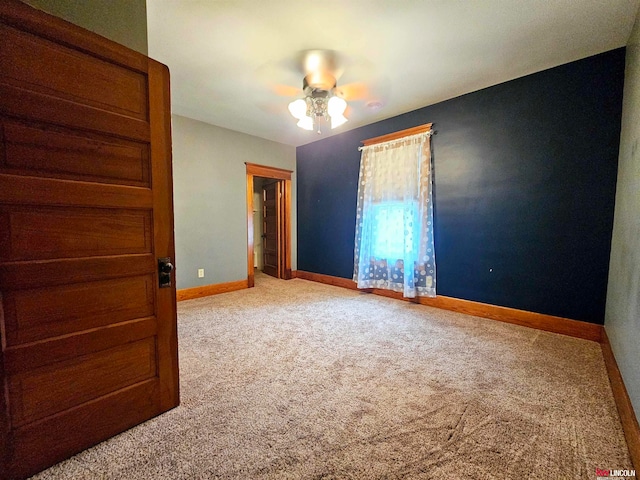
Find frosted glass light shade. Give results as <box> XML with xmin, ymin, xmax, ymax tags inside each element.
<box><xmin>290</xmin><ymin>94</ymin><xmax>348</xmax><ymax>131</ymax></box>
<box><xmin>331</xmin><ymin>114</ymin><xmax>347</xmax><ymax>129</ymax></box>
<box><xmin>328</xmin><ymin>96</ymin><xmax>347</xmax><ymax>116</ymax></box>
<box><xmin>288</xmin><ymin>99</ymin><xmax>307</xmax><ymax>119</ymax></box>
<box><xmin>297</xmin><ymin>116</ymin><xmax>314</xmax><ymax>130</ymax></box>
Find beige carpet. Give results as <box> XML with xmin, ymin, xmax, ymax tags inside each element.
<box><xmin>32</xmin><ymin>273</ymin><xmax>632</xmax><ymax>479</ymax></box>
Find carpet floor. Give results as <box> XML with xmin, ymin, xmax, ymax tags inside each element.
<box><xmin>32</xmin><ymin>273</ymin><xmax>632</xmax><ymax>479</ymax></box>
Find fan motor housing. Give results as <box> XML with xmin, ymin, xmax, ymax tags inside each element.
<box><xmin>303</xmin><ymin>72</ymin><xmax>336</xmax><ymax>92</ymax></box>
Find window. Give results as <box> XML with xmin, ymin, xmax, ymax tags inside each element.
<box><xmin>353</xmin><ymin>125</ymin><xmax>436</xmax><ymax>298</ymax></box>
<box><xmin>370</xmin><ymin>202</ymin><xmax>419</xmax><ymax>261</ymax></box>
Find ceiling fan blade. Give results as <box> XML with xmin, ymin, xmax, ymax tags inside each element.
<box><xmin>255</xmin><ymin>59</ymin><xmax>301</xmax><ymax>92</ymax></box>
<box><xmin>339</xmin><ymin>76</ymin><xmax>391</xmax><ymax>106</ymax></box>
<box><xmin>337</xmin><ymin>82</ymin><xmax>370</xmax><ymax>101</ymax></box>
<box><xmin>272</xmin><ymin>84</ymin><xmax>302</xmax><ymax>97</ymax></box>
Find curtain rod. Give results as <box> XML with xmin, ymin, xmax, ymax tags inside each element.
<box><xmin>358</xmin><ymin>123</ymin><xmax>434</xmax><ymax>151</ymax></box>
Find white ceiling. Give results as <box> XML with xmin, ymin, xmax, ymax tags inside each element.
<box><xmin>147</xmin><ymin>0</ymin><xmax>639</xmax><ymax>147</ymax></box>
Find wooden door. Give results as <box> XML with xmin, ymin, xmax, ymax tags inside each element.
<box><xmin>262</xmin><ymin>181</ymin><xmax>280</xmax><ymax>278</ymax></box>
<box><xmin>0</xmin><ymin>2</ymin><xmax>179</xmax><ymax>479</ymax></box>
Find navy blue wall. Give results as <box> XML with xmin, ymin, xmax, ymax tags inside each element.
<box><xmin>297</xmin><ymin>49</ymin><xmax>625</xmax><ymax>324</ymax></box>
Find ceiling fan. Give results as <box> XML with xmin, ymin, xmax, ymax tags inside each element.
<box><xmin>287</xmin><ymin>50</ymin><xmax>347</xmax><ymax>133</ymax></box>
<box><xmin>258</xmin><ymin>50</ymin><xmax>387</xmax><ymax>134</ymax></box>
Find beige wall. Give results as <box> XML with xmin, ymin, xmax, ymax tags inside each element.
<box><xmin>22</xmin><ymin>0</ymin><xmax>148</xmax><ymax>54</ymax></box>
<box><xmin>605</xmin><ymin>6</ymin><xmax>640</xmax><ymax>419</ymax></box>
<box><xmin>171</xmin><ymin>115</ymin><xmax>297</xmax><ymax>289</ymax></box>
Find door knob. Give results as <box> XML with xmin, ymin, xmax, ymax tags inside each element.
<box><xmin>158</xmin><ymin>257</ymin><xmax>174</xmax><ymax>288</ymax></box>
<box><xmin>161</xmin><ymin>261</ymin><xmax>174</xmax><ymax>274</ymax></box>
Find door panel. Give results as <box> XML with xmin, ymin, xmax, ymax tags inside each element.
<box><xmin>8</xmin><ymin>337</ymin><xmax>157</xmax><ymax>428</ymax></box>
<box><xmin>0</xmin><ymin>2</ymin><xmax>179</xmax><ymax>479</ymax></box>
<box><xmin>4</xmin><ymin>275</ymin><xmax>155</xmax><ymax>345</ymax></box>
<box><xmin>4</xmin><ymin>317</ymin><xmax>157</xmax><ymax>375</ymax></box>
<box><xmin>11</xmin><ymin>379</ymin><xmax>159</xmax><ymax>478</ymax></box>
<box><xmin>0</xmin><ymin>24</ymin><xmax>148</xmax><ymax>120</ymax></box>
<box><xmin>1</xmin><ymin>119</ymin><xmax>151</xmax><ymax>187</ymax></box>
<box><xmin>0</xmin><ymin>254</ymin><xmax>156</xmax><ymax>290</ymax></box>
<box><xmin>0</xmin><ymin>173</ymin><xmax>154</xmax><ymax>208</ymax></box>
<box><xmin>0</xmin><ymin>206</ymin><xmax>152</xmax><ymax>261</ymax></box>
<box><xmin>262</xmin><ymin>181</ymin><xmax>280</xmax><ymax>278</ymax></box>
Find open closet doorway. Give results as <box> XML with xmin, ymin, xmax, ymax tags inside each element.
<box><xmin>245</xmin><ymin>163</ymin><xmax>293</xmax><ymax>287</ymax></box>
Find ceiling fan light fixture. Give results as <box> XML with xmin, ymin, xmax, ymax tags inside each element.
<box><xmin>297</xmin><ymin>116</ymin><xmax>314</xmax><ymax>130</ymax></box>
<box><xmin>289</xmin><ymin>86</ymin><xmax>349</xmax><ymax>133</ymax></box>
<box><xmin>327</xmin><ymin>96</ymin><xmax>347</xmax><ymax>117</ymax></box>
<box><xmin>288</xmin><ymin>98</ymin><xmax>307</xmax><ymax>119</ymax></box>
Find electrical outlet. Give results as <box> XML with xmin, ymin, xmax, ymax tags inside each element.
<box><xmin>198</xmin><ymin>268</ymin><xmax>205</xmax><ymax>278</ymax></box>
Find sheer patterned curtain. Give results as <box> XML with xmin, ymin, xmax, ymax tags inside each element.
<box><xmin>353</xmin><ymin>131</ymin><xmax>436</xmax><ymax>298</ymax></box>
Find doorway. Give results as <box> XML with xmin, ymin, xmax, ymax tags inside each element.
<box><xmin>245</xmin><ymin>163</ymin><xmax>293</xmax><ymax>287</ymax></box>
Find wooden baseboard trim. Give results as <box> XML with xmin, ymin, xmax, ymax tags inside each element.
<box><xmin>176</xmin><ymin>279</ymin><xmax>248</xmax><ymax>301</ymax></box>
<box><xmin>293</xmin><ymin>270</ymin><xmax>602</xmax><ymax>342</ymax></box>
<box><xmin>415</xmin><ymin>293</ymin><xmax>602</xmax><ymax>342</ymax></box>
<box><xmin>601</xmin><ymin>329</ymin><xmax>640</xmax><ymax>471</ymax></box>
<box><xmin>295</xmin><ymin>270</ymin><xmax>358</xmax><ymax>290</ymax></box>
